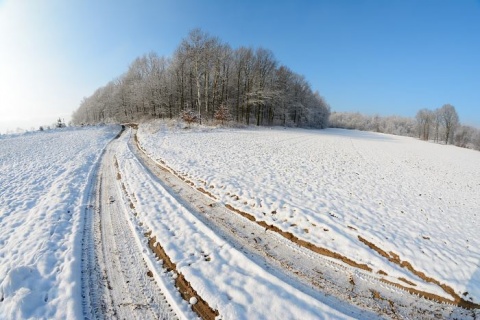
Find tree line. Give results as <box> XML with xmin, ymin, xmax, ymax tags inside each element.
<box><xmin>330</xmin><ymin>104</ymin><xmax>480</xmax><ymax>151</ymax></box>
<box><xmin>71</xmin><ymin>29</ymin><xmax>330</xmax><ymax>128</ymax></box>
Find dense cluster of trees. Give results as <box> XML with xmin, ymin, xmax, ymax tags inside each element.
<box><xmin>72</xmin><ymin>29</ymin><xmax>330</xmax><ymax>128</ymax></box>
<box><xmin>330</xmin><ymin>104</ymin><xmax>480</xmax><ymax>151</ymax></box>
<box><xmin>415</xmin><ymin>104</ymin><xmax>459</xmax><ymax>144</ymax></box>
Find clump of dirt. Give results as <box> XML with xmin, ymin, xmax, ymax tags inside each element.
<box><xmin>369</xmin><ymin>289</ymin><xmax>398</xmax><ymax>316</ymax></box>
<box><xmin>349</xmin><ymin>275</ymin><xmax>355</xmax><ymax>286</ymax></box>
<box><xmin>398</xmin><ymin>277</ymin><xmax>416</xmax><ymax>286</ymax></box>
<box><xmin>371</xmin><ymin>289</ymin><xmax>381</xmax><ymax>300</ymax></box>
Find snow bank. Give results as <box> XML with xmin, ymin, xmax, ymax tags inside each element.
<box><xmin>0</xmin><ymin>126</ymin><xmax>119</xmax><ymax>319</ymax></box>
<box><xmin>137</xmin><ymin>123</ymin><xmax>480</xmax><ymax>304</ymax></box>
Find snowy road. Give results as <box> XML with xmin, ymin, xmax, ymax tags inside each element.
<box><xmin>85</xmin><ymin>129</ymin><xmax>362</xmax><ymax>319</ymax></box>
<box><xmin>78</xmin><ymin>127</ymin><xmax>479</xmax><ymax>320</ymax></box>
<box><xmin>1</xmin><ymin>125</ymin><xmax>477</xmax><ymax>319</ymax></box>
<box><xmin>82</xmin><ymin>136</ymin><xmax>181</xmax><ymax>320</ymax></box>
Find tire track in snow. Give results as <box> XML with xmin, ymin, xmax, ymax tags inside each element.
<box><xmin>81</xmin><ymin>138</ymin><xmax>178</xmax><ymax>320</ymax></box>
<box><xmin>132</xmin><ymin>128</ymin><xmax>478</xmax><ymax>319</ymax></box>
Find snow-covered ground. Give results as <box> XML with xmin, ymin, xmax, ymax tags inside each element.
<box><xmin>0</xmin><ymin>126</ymin><xmax>119</xmax><ymax>319</ymax></box>
<box><xmin>116</xmin><ymin>130</ymin><xmax>360</xmax><ymax>319</ymax></box>
<box><xmin>137</xmin><ymin>122</ymin><xmax>480</xmax><ymax>306</ymax></box>
<box><xmin>1</xmin><ymin>122</ymin><xmax>478</xmax><ymax>319</ymax></box>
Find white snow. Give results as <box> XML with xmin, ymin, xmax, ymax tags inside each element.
<box><xmin>114</xmin><ymin>129</ymin><xmax>357</xmax><ymax>319</ymax></box>
<box><xmin>2</xmin><ymin>122</ymin><xmax>478</xmax><ymax>319</ymax></box>
<box><xmin>137</xmin><ymin>122</ymin><xmax>480</xmax><ymax>305</ymax></box>
<box><xmin>189</xmin><ymin>297</ymin><xmax>197</xmax><ymax>305</ymax></box>
<box><xmin>0</xmin><ymin>126</ymin><xmax>119</xmax><ymax>319</ymax></box>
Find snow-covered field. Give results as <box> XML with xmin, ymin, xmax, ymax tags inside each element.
<box><xmin>137</xmin><ymin>122</ymin><xmax>480</xmax><ymax>306</ymax></box>
<box><xmin>0</xmin><ymin>126</ymin><xmax>119</xmax><ymax>319</ymax></box>
<box><xmin>1</xmin><ymin>122</ymin><xmax>478</xmax><ymax>319</ymax></box>
<box><xmin>116</xmin><ymin>129</ymin><xmax>362</xmax><ymax>319</ymax></box>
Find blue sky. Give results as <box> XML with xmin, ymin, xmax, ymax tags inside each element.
<box><xmin>1</xmin><ymin>0</ymin><xmax>479</xmax><ymax>132</ymax></box>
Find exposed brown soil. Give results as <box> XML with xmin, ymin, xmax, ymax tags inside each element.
<box><xmin>136</xmin><ymin>132</ymin><xmax>371</xmax><ymax>272</ymax></box>
<box><xmin>125</xmin><ymin>123</ymin><xmax>139</xmax><ymax>130</ymax></box>
<box><xmin>398</xmin><ymin>277</ymin><xmax>416</xmax><ymax>286</ymax></box>
<box><xmin>115</xmin><ymin>145</ymin><xmax>219</xmax><ymax>319</ymax></box>
<box><xmin>369</xmin><ymin>289</ymin><xmax>398</xmax><ymax>318</ymax></box>
<box><xmin>225</xmin><ymin>204</ymin><xmax>372</xmax><ymax>272</ymax></box>
<box><xmin>135</xmin><ymin>133</ymin><xmax>219</xmax><ymax>200</ymax></box>
<box><xmin>358</xmin><ymin>235</ymin><xmax>480</xmax><ymax>309</ymax></box>
<box><xmin>133</xmin><ymin>130</ymin><xmax>480</xmax><ymax>311</ymax></box>
<box><xmin>147</xmin><ymin>236</ymin><xmax>219</xmax><ymax>320</ymax></box>
<box><xmin>370</xmin><ymin>289</ymin><xmax>382</xmax><ymax>300</ymax></box>
<box><xmin>196</xmin><ymin>187</ymin><xmax>216</xmax><ymax>199</ymax></box>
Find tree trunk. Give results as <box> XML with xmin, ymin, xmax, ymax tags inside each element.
<box><xmin>236</xmin><ymin>68</ymin><xmax>241</xmax><ymax>122</ymax></box>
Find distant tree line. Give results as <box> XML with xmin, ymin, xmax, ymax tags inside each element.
<box><xmin>72</xmin><ymin>29</ymin><xmax>330</xmax><ymax>128</ymax></box>
<box><xmin>330</xmin><ymin>112</ymin><xmax>417</xmax><ymax>137</ymax></box>
<box><xmin>330</xmin><ymin>104</ymin><xmax>480</xmax><ymax>151</ymax></box>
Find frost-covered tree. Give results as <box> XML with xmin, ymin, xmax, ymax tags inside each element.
<box><xmin>472</xmin><ymin>129</ymin><xmax>480</xmax><ymax>151</ymax></box>
<box><xmin>71</xmin><ymin>29</ymin><xmax>330</xmax><ymax>128</ymax></box>
<box><xmin>415</xmin><ymin>109</ymin><xmax>433</xmax><ymax>140</ymax></box>
<box><xmin>438</xmin><ymin>104</ymin><xmax>459</xmax><ymax>144</ymax></box>
<box><xmin>329</xmin><ymin>112</ymin><xmax>416</xmax><ymax>136</ymax></box>
<box><xmin>453</xmin><ymin>125</ymin><xmax>476</xmax><ymax>148</ymax></box>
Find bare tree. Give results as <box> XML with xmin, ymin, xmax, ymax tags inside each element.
<box><xmin>432</xmin><ymin>108</ymin><xmax>442</xmax><ymax>143</ymax></box>
<box><xmin>438</xmin><ymin>104</ymin><xmax>459</xmax><ymax>144</ymax></box>
<box><xmin>454</xmin><ymin>125</ymin><xmax>475</xmax><ymax>148</ymax></box>
<box><xmin>415</xmin><ymin>109</ymin><xmax>433</xmax><ymax>140</ymax></box>
<box><xmin>72</xmin><ymin>28</ymin><xmax>331</xmax><ymax>129</ymax></box>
